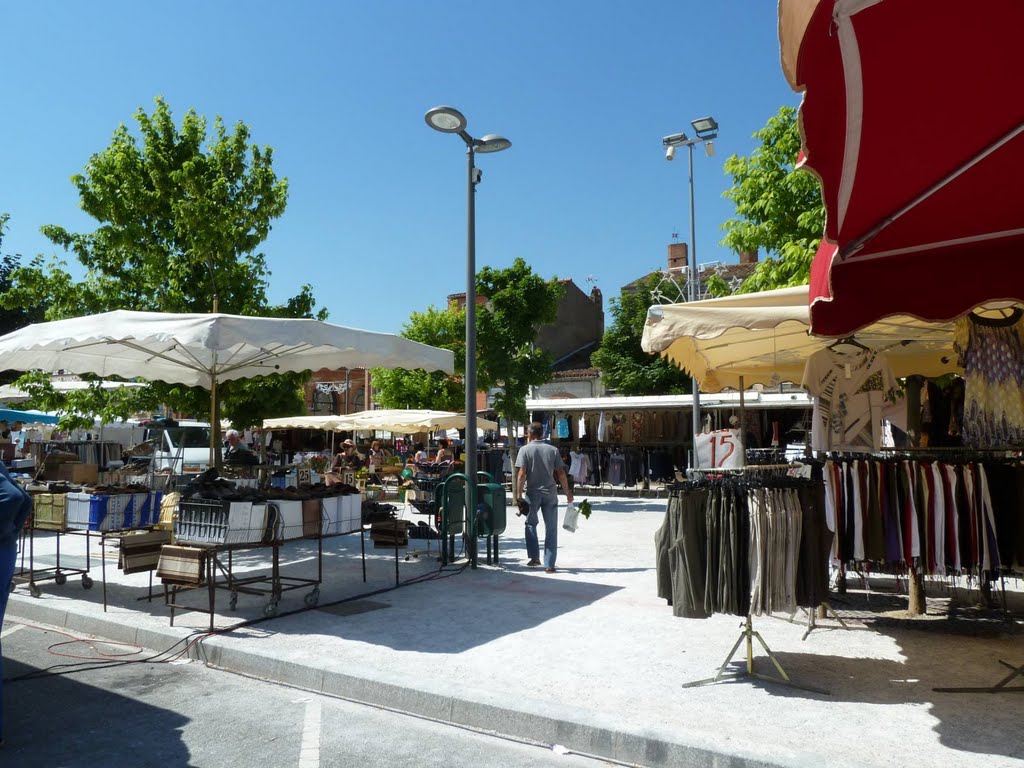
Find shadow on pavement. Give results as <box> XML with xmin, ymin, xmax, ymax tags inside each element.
<box><xmin>2</xmin><ymin>658</ymin><xmax>193</xmax><ymax>767</ymax></box>
<box><xmin>694</xmin><ymin>588</ymin><xmax>1024</xmax><ymax>764</ymax></box>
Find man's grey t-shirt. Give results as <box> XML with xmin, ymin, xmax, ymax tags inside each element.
<box><xmin>514</xmin><ymin>440</ymin><xmax>565</xmax><ymax>495</ymax></box>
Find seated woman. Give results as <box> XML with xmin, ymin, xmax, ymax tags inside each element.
<box><xmin>367</xmin><ymin>440</ymin><xmax>388</xmax><ymax>467</ymax></box>
<box><xmin>324</xmin><ymin>439</ymin><xmax>364</xmax><ymax>487</ymax></box>
<box><xmin>434</xmin><ymin>438</ymin><xmax>452</xmax><ymax>464</ymax></box>
<box><xmin>411</xmin><ymin>442</ymin><xmax>428</xmax><ymax>464</ymax></box>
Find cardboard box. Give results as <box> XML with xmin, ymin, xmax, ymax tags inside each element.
<box><xmin>56</xmin><ymin>463</ymin><xmax>99</xmax><ymax>484</ymax></box>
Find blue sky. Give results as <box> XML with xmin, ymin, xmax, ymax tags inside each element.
<box><xmin>1</xmin><ymin>2</ymin><xmax>800</xmax><ymax>335</ymax></box>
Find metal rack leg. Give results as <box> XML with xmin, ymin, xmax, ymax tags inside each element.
<box><xmin>934</xmin><ymin>660</ymin><xmax>1024</xmax><ymax>693</ymax></box>
<box><xmin>360</xmin><ymin>528</ymin><xmax>367</xmax><ymax>583</ymax></box>
<box><xmin>682</xmin><ymin>615</ymin><xmax>830</xmax><ymax>695</ymax></box>
<box><xmin>101</xmin><ymin>534</ymin><xmax>108</xmax><ymax>611</ymax></box>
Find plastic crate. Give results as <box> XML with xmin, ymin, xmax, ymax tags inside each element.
<box><xmin>274</xmin><ymin>499</ymin><xmax>304</xmax><ymax>541</ymax></box>
<box><xmin>66</xmin><ymin>493</ymin><xmax>125</xmax><ymax>531</ymax></box>
<box><xmin>174</xmin><ymin>499</ymin><xmax>270</xmax><ymax>546</ymax></box>
<box><xmin>136</xmin><ymin>490</ymin><xmax>163</xmax><ymax>528</ymax></box>
<box><xmin>124</xmin><ymin>492</ymin><xmax>149</xmax><ymax>529</ymax></box>
<box><xmin>32</xmin><ymin>493</ymin><xmax>68</xmax><ymax>531</ymax></box>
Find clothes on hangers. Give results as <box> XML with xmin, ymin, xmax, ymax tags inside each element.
<box><xmin>823</xmin><ymin>454</ymin><xmax>1020</xmax><ymax>575</ymax></box>
<box><xmin>955</xmin><ymin>309</ymin><xmax>1024</xmax><ymax>448</ymax></box>
<box><xmin>802</xmin><ymin>347</ymin><xmax>897</xmax><ymax>453</ymax></box>
<box><xmin>655</xmin><ymin>473</ymin><xmax>828</xmax><ymax>619</ymax></box>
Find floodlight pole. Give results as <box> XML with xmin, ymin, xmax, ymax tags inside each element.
<box><xmin>687</xmin><ymin>141</ymin><xmax>701</xmax><ymax>466</ymax></box>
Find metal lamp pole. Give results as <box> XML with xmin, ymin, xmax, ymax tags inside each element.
<box><xmin>426</xmin><ymin>106</ymin><xmax>511</xmax><ymax>567</ymax></box>
<box><xmin>687</xmin><ymin>140</ymin><xmax>701</xmax><ymax>465</ymax></box>
<box><xmin>663</xmin><ymin>116</ymin><xmax>719</xmax><ymax>468</ymax></box>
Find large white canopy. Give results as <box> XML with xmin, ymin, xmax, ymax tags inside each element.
<box><xmin>264</xmin><ymin>409</ymin><xmax>498</xmax><ymax>433</ymax></box>
<box><xmin>261</xmin><ymin>414</ymin><xmax>356</xmax><ymax>431</ymax></box>
<box><xmin>641</xmin><ymin>285</ymin><xmax>962</xmax><ymax>392</ymax></box>
<box><xmin>0</xmin><ymin>310</ymin><xmax>454</xmax><ymax>388</ymax></box>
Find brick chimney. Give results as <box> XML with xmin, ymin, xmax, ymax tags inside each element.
<box><xmin>739</xmin><ymin>249</ymin><xmax>759</xmax><ymax>264</ymax></box>
<box><xmin>667</xmin><ymin>242</ymin><xmax>688</xmax><ymax>271</ymax></box>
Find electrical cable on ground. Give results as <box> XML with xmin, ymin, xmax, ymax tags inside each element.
<box><xmin>3</xmin><ymin>544</ymin><xmax>471</xmax><ymax>683</ymax></box>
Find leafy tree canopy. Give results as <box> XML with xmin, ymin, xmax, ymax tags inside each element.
<box><xmin>720</xmin><ymin>106</ymin><xmax>825</xmax><ymax>293</ymax></box>
<box><xmin>476</xmin><ymin>258</ymin><xmax>563</xmax><ymax>425</ymax></box>
<box><xmin>1</xmin><ymin>98</ymin><xmax>319</xmax><ymax>429</ymax></box>
<box><xmin>371</xmin><ymin>306</ymin><xmax>467</xmax><ymax>413</ymax></box>
<box><xmin>373</xmin><ymin>258</ymin><xmax>563</xmax><ymax>430</ymax></box>
<box><xmin>0</xmin><ymin>215</ymin><xmax>47</xmax><ymax>385</ymax></box>
<box><xmin>591</xmin><ymin>276</ymin><xmax>691</xmax><ymax>396</ymax></box>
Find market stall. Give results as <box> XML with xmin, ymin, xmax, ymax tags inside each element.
<box><xmin>0</xmin><ymin>310</ymin><xmax>454</xmax><ymax>623</ymax></box>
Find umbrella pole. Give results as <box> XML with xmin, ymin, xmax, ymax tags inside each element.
<box><xmin>210</xmin><ymin>375</ymin><xmax>221</xmax><ymax>472</ymax></box>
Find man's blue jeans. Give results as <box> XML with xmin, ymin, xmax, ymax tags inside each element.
<box><xmin>525</xmin><ymin>492</ymin><xmax>559</xmax><ymax>568</ymax></box>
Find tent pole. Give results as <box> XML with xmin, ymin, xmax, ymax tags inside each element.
<box><xmin>739</xmin><ymin>376</ymin><xmax>745</xmax><ymax>460</ymax></box>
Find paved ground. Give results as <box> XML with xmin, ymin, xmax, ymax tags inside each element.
<box><xmin>5</xmin><ymin>497</ymin><xmax>1024</xmax><ymax>767</ymax></box>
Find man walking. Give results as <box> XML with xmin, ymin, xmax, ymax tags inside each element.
<box><xmin>515</xmin><ymin>422</ymin><xmax>573</xmax><ymax>573</ymax></box>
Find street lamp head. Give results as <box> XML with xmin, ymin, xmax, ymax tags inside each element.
<box><xmin>475</xmin><ymin>134</ymin><xmax>511</xmax><ymax>153</ymax></box>
<box><xmin>665</xmin><ymin>145</ymin><xmax>676</xmax><ymax>161</ymax></box>
<box><xmin>662</xmin><ymin>132</ymin><xmax>689</xmax><ymax>147</ymax></box>
<box><xmin>704</xmin><ymin>140</ymin><xmax>715</xmax><ymax>158</ymax></box>
<box><xmin>425</xmin><ymin>105</ymin><xmax>468</xmax><ymax>133</ymax></box>
<box><xmin>691</xmin><ymin>116</ymin><xmax>719</xmax><ymax>138</ymax></box>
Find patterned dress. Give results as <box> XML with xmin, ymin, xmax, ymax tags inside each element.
<box><xmin>954</xmin><ymin>309</ymin><xmax>1024</xmax><ymax>448</ymax></box>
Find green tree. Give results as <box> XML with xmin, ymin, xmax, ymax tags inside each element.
<box><xmin>721</xmin><ymin>106</ymin><xmax>825</xmax><ymax>293</ymax></box>
<box><xmin>1</xmin><ymin>98</ymin><xmax>318</xmax><ymax>429</ymax></box>
<box><xmin>373</xmin><ymin>259</ymin><xmax>563</xmax><ymax>434</ymax></box>
<box><xmin>0</xmin><ymin>215</ymin><xmax>47</xmax><ymax>385</ymax></box>
<box><xmin>591</xmin><ymin>276</ymin><xmax>692</xmax><ymax>396</ymax></box>
<box><xmin>371</xmin><ymin>306</ymin><xmax>466</xmax><ymax>412</ymax></box>
<box><xmin>476</xmin><ymin>258</ymin><xmax>564</xmax><ymax>427</ymax></box>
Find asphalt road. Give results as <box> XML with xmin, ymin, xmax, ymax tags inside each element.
<box><xmin>1</xmin><ymin>619</ymin><xmax>621</xmax><ymax>768</ymax></box>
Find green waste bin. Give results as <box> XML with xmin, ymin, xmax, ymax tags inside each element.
<box><xmin>475</xmin><ymin>482</ymin><xmax>506</xmax><ymax>537</ymax></box>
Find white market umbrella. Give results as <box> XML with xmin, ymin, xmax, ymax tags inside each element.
<box><xmin>262</xmin><ymin>414</ymin><xmax>356</xmax><ymax>431</ymax></box>
<box><xmin>0</xmin><ymin>310</ymin><xmax>455</xmax><ymax>462</ymax></box>
<box><xmin>641</xmin><ymin>285</ymin><xmax>963</xmax><ymax>392</ymax></box>
<box><xmin>325</xmin><ymin>409</ymin><xmax>499</xmax><ymax>433</ymax></box>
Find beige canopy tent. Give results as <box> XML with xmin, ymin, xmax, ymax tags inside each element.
<box><xmin>261</xmin><ymin>414</ymin><xmax>356</xmax><ymax>431</ymax></box>
<box><xmin>640</xmin><ymin>285</ymin><xmax>963</xmax><ymax>392</ymax></box>
<box><xmin>263</xmin><ymin>409</ymin><xmax>497</xmax><ymax>434</ymax></box>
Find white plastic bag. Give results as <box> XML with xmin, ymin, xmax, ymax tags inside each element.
<box><xmin>562</xmin><ymin>502</ymin><xmax>580</xmax><ymax>532</ymax></box>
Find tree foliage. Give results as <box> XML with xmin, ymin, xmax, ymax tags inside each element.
<box><xmin>476</xmin><ymin>258</ymin><xmax>563</xmax><ymax>425</ymax></box>
<box><xmin>373</xmin><ymin>258</ymin><xmax>563</xmax><ymax>429</ymax></box>
<box><xmin>591</xmin><ymin>276</ymin><xmax>692</xmax><ymax>396</ymax></box>
<box><xmin>371</xmin><ymin>306</ymin><xmax>466</xmax><ymax>412</ymax></box>
<box><xmin>1</xmin><ymin>98</ymin><xmax>319</xmax><ymax>428</ymax></box>
<box><xmin>0</xmin><ymin>215</ymin><xmax>47</xmax><ymax>385</ymax></box>
<box><xmin>720</xmin><ymin>106</ymin><xmax>825</xmax><ymax>293</ymax></box>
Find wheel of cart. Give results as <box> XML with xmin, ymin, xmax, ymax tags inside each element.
<box><xmin>264</xmin><ymin>600</ymin><xmax>279</xmax><ymax>617</ymax></box>
<box><xmin>82</xmin><ymin>574</ymin><xmax>93</xmax><ymax>589</ymax></box>
<box><xmin>304</xmin><ymin>587</ymin><xmax>320</xmax><ymax>606</ymax></box>
<box><xmin>229</xmin><ymin>591</ymin><xmax>239</xmax><ymax>610</ymax></box>
<box><xmin>28</xmin><ymin>582</ymin><xmax>42</xmax><ymax>598</ymax></box>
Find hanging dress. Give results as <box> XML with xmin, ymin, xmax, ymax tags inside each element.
<box><xmin>954</xmin><ymin>309</ymin><xmax>1024</xmax><ymax>448</ymax></box>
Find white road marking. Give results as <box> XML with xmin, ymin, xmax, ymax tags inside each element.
<box><xmin>298</xmin><ymin>698</ymin><xmax>322</xmax><ymax>768</ymax></box>
<box><xmin>0</xmin><ymin>623</ymin><xmax>25</xmax><ymax>639</ymax></box>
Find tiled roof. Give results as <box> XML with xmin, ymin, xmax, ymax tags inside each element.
<box><xmin>553</xmin><ymin>367</ymin><xmax>599</xmax><ymax>379</ymax></box>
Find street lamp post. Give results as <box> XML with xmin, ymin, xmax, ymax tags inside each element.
<box><xmin>425</xmin><ymin>106</ymin><xmax>511</xmax><ymax>568</ymax></box>
<box><xmin>663</xmin><ymin>116</ymin><xmax>719</xmax><ymax>468</ymax></box>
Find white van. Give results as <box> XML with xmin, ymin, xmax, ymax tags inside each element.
<box><xmin>144</xmin><ymin>420</ymin><xmax>213</xmax><ymax>475</ymax></box>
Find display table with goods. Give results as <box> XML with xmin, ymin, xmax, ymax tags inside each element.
<box><xmin>13</xmin><ymin>481</ymin><xmax>165</xmax><ymax>602</ymax></box>
<box><xmin>157</xmin><ymin>476</ymin><xmax>392</xmax><ymax>629</ymax></box>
